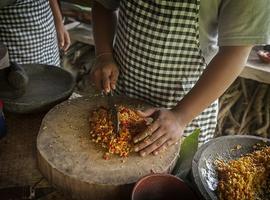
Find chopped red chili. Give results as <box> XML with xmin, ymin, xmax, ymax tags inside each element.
<box><xmin>89</xmin><ymin>106</ymin><xmax>147</xmax><ymax>159</ymax></box>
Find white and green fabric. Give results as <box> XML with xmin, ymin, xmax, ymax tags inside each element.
<box><xmin>112</xmin><ymin>0</ymin><xmax>217</xmax><ymax>143</ymax></box>
<box><xmin>98</xmin><ymin>0</ymin><xmax>270</xmax><ymax>64</ymax></box>
<box><xmin>96</xmin><ymin>0</ymin><xmax>270</xmax><ymax>143</ymax></box>
<box><xmin>0</xmin><ymin>0</ymin><xmax>60</xmax><ymax>66</ymax></box>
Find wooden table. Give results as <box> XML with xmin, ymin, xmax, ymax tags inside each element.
<box><xmin>65</xmin><ymin>21</ymin><xmax>94</xmax><ymax>46</ymax></box>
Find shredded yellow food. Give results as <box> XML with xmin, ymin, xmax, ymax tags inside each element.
<box><xmin>89</xmin><ymin>106</ymin><xmax>147</xmax><ymax>159</ymax></box>
<box><xmin>216</xmin><ymin>146</ymin><xmax>270</xmax><ymax>200</ymax></box>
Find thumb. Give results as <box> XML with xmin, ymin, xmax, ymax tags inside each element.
<box><xmin>137</xmin><ymin>108</ymin><xmax>158</xmax><ymax>118</ymax></box>
<box><xmin>63</xmin><ymin>31</ymin><xmax>71</xmax><ymax>51</ymax></box>
<box><xmin>58</xmin><ymin>34</ymin><xmax>64</xmax><ymax>48</ymax></box>
<box><xmin>110</xmin><ymin>68</ymin><xmax>119</xmax><ymax>90</ymax></box>
<box><xmin>102</xmin><ymin>70</ymin><xmax>111</xmax><ymax>93</ymax></box>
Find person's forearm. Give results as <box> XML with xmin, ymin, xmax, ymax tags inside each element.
<box><xmin>92</xmin><ymin>1</ymin><xmax>117</xmax><ymax>56</ymax></box>
<box><xmin>49</xmin><ymin>0</ymin><xmax>63</xmax><ymax>25</ymax></box>
<box><xmin>174</xmin><ymin>46</ymin><xmax>252</xmax><ymax>125</ymax></box>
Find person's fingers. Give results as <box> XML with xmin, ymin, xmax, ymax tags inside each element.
<box><xmin>152</xmin><ymin>139</ymin><xmax>175</xmax><ymax>155</ymax></box>
<box><xmin>133</xmin><ymin>120</ymin><xmax>160</xmax><ymax>143</ymax></box>
<box><xmin>139</xmin><ymin>135</ymin><xmax>169</xmax><ymax>157</ymax></box>
<box><xmin>102</xmin><ymin>69</ymin><xmax>111</xmax><ymax>93</ymax></box>
<box><xmin>58</xmin><ymin>33</ymin><xmax>64</xmax><ymax>48</ymax></box>
<box><xmin>137</xmin><ymin>108</ymin><xmax>158</xmax><ymax>118</ymax></box>
<box><xmin>144</xmin><ymin>127</ymin><xmax>165</xmax><ymax>144</ymax></box>
<box><xmin>63</xmin><ymin>32</ymin><xmax>71</xmax><ymax>51</ymax></box>
<box><xmin>110</xmin><ymin>68</ymin><xmax>119</xmax><ymax>90</ymax></box>
<box><xmin>65</xmin><ymin>32</ymin><xmax>71</xmax><ymax>50</ymax></box>
<box><xmin>90</xmin><ymin>55</ymin><xmax>117</xmax><ymax>92</ymax></box>
<box><xmin>134</xmin><ymin>127</ymin><xmax>164</xmax><ymax>152</ymax></box>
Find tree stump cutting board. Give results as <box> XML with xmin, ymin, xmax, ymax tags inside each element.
<box><xmin>37</xmin><ymin>96</ymin><xmax>180</xmax><ymax>200</ymax></box>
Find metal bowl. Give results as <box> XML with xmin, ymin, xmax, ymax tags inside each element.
<box><xmin>2</xmin><ymin>64</ymin><xmax>75</xmax><ymax>114</ymax></box>
<box><xmin>132</xmin><ymin>173</ymin><xmax>198</xmax><ymax>200</ymax></box>
<box><xmin>192</xmin><ymin>135</ymin><xmax>270</xmax><ymax>200</ymax></box>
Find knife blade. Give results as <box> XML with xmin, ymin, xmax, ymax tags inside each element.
<box><xmin>108</xmin><ymin>91</ymin><xmax>120</xmax><ymax>135</ymax></box>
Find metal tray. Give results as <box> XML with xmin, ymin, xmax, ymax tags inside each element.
<box><xmin>2</xmin><ymin>64</ymin><xmax>75</xmax><ymax>114</ymax></box>
<box><xmin>192</xmin><ymin>135</ymin><xmax>270</xmax><ymax>200</ymax></box>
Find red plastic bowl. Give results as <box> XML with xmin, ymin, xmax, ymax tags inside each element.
<box><xmin>131</xmin><ymin>173</ymin><xmax>198</xmax><ymax>200</ymax></box>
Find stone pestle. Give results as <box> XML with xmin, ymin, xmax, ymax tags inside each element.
<box><xmin>0</xmin><ymin>43</ymin><xmax>29</xmax><ymax>99</ymax></box>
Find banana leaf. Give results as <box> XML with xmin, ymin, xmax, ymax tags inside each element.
<box><xmin>172</xmin><ymin>129</ymin><xmax>200</xmax><ymax>180</ymax></box>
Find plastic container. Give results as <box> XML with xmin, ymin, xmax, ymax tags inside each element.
<box><xmin>0</xmin><ymin>99</ymin><xmax>7</xmax><ymax>139</ymax></box>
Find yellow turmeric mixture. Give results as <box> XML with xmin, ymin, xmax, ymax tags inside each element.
<box><xmin>216</xmin><ymin>146</ymin><xmax>270</xmax><ymax>200</ymax></box>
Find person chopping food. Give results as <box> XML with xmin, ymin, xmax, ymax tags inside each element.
<box><xmin>90</xmin><ymin>0</ymin><xmax>270</xmax><ymax>156</ymax></box>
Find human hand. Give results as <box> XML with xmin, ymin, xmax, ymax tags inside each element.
<box><xmin>90</xmin><ymin>53</ymin><xmax>119</xmax><ymax>93</ymax></box>
<box><xmin>133</xmin><ymin>108</ymin><xmax>185</xmax><ymax>156</ymax></box>
<box><xmin>55</xmin><ymin>22</ymin><xmax>70</xmax><ymax>52</ymax></box>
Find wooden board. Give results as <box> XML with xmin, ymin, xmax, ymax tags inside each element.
<box><xmin>61</xmin><ymin>0</ymin><xmax>91</xmax><ymax>7</ymax></box>
<box><xmin>67</xmin><ymin>23</ymin><xmax>94</xmax><ymax>46</ymax></box>
<box><xmin>37</xmin><ymin>96</ymin><xmax>180</xmax><ymax>200</ymax></box>
<box><xmin>240</xmin><ymin>47</ymin><xmax>270</xmax><ymax>84</ymax></box>
<box><xmin>61</xmin><ymin>2</ymin><xmax>92</xmax><ymax>24</ymax></box>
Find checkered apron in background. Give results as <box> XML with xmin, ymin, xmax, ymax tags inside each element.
<box><xmin>0</xmin><ymin>0</ymin><xmax>60</xmax><ymax>66</ymax></box>
<box><xmin>114</xmin><ymin>0</ymin><xmax>218</xmax><ymax>143</ymax></box>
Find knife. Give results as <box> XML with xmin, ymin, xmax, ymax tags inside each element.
<box><xmin>108</xmin><ymin>91</ymin><xmax>120</xmax><ymax>135</ymax></box>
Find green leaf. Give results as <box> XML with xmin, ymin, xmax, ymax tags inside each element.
<box><xmin>172</xmin><ymin>128</ymin><xmax>200</xmax><ymax>180</ymax></box>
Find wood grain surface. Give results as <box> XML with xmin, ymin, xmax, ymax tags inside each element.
<box><xmin>240</xmin><ymin>47</ymin><xmax>270</xmax><ymax>84</ymax></box>
<box><xmin>37</xmin><ymin>96</ymin><xmax>180</xmax><ymax>200</ymax></box>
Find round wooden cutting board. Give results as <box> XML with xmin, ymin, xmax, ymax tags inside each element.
<box><xmin>37</xmin><ymin>96</ymin><xmax>180</xmax><ymax>200</ymax></box>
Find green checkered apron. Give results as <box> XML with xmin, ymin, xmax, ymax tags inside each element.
<box><xmin>114</xmin><ymin>0</ymin><xmax>218</xmax><ymax>143</ymax></box>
